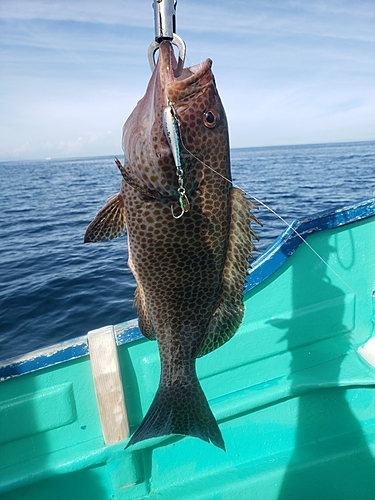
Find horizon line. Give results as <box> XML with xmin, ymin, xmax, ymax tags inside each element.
<box><xmin>0</xmin><ymin>138</ymin><xmax>374</xmax><ymax>164</ymax></box>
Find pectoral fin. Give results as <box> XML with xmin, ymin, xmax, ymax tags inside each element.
<box><xmin>84</xmin><ymin>193</ymin><xmax>127</xmax><ymax>243</ymax></box>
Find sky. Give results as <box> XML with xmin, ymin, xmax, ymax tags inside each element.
<box><xmin>0</xmin><ymin>0</ymin><xmax>374</xmax><ymax>161</ymax></box>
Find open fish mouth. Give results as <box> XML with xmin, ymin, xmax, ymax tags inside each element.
<box><xmin>157</xmin><ymin>40</ymin><xmax>212</xmax><ymax>89</ymax></box>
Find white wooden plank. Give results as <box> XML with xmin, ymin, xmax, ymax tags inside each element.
<box><xmin>88</xmin><ymin>326</ymin><xmax>129</xmax><ymax>445</ymax></box>
<box><xmin>358</xmin><ymin>336</ymin><xmax>375</xmax><ymax>368</ymax></box>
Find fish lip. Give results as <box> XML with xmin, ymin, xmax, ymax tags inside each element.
<box><xmin>158</xmin><ymin>41</ymin><xmax>212</xmax><ymax>89</ymax></box>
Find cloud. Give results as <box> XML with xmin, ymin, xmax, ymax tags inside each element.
<box><xmin>1</xmin><ymin>77</ymin><xmax>130</xmax><ymax>159</ymax></box>
<box><xmin>225</xmin><ymin>80</ymin><xmax>375</xmax><ymax>147</ymax></box>
<box><xmin>2</xmin><ymin>130</ymin><xmax>119</xmax><ymax>161</ymax></box>
<box><xmin>0</xmin><ymin>0</ymin><xmax>155</xmax><ymax>29</ymax></box>
<box><xmin>55</xmin><ymin>131</ymin><xmax>114</xmax><ymax>154</ymax></box>
<box><xmin>1</xmin><ymin>0</ymin><xmax>374</xmax><ymax>160</ymax></box>
<box><xmin>177</xmin><ymin>0</ymin><xmax>375</xmax><ymax>43</ymax></box>
<box><xmin>11</xmin><ymin>141</ymin><xmax>35</xmax><ymax>157</ymax></box>
<box><xmin>2</xmin><ymin>0</ymin><xmax>374</xmax><ymax>41</ymax></box>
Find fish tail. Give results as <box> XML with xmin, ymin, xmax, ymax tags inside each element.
<box><xmin>126</xmin><ymin>375</ymin><xmax>225</xmax><ymax>451</ymax></box>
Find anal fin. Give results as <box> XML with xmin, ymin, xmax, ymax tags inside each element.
<box><xmin>133</xmin><ymin>287</ymin><xmax>156</xmax><ymax>340</ymax></box>
<box><xmin>198</xmin><ymin>187</ymin><xmax>261</xmax><ymax>357</ymax></box>
<box><xmin>84</xmin><ymin>193</ymin><xmax>127</xmax><ymax>243</ymax></box>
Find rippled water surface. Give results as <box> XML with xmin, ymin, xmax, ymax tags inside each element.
<box><xmin>1</xmin><ymin>141</ymin><xmax>374</xmax><ymax>360</ymax></box>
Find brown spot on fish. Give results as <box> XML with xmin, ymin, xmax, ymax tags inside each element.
<box><xmin>84</xmin><ymin>41</ymin><xmax>261</xmax><ymax>451</ymax></box>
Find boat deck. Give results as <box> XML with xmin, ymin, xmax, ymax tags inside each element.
<box><xmin>1</xmin><ymin>198</ymin><xmax>375</xmax><ymax>499</ymax></box>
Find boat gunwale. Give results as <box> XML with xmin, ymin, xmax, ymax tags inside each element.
<box><xmin>246</xmin><ymin>196</ymin><xmax>375</xmax><ymax>291</ymax></box>
<box><xmin>1</xmin><ymin>196</ymin><xmax>374</xmax><ymax>381</ymax></box>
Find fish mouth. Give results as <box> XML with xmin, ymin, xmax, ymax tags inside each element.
<box><xmin>157</xmin><ymin>41</ymin><xmax>212</xmax><ymax>91</ymax></box>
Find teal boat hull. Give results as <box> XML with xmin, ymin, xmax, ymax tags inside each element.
<box><xmin>1</xmin><ymin>197</ymin><xmax>375</xmax><ymax>499</ymax></box>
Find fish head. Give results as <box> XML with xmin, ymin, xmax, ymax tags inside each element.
<box><xmin>122</xmin><ymin>41</ymin><xmax>230</xmax><ymax>197</ymax></box>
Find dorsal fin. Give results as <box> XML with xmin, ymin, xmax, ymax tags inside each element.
<box><xmin>198</xmin><ymin>187</ymin><xmax>262</xmax><ymax>357</ymax></box>
<box><xmin>84</xmin><ymin>193</ymin><xmax>127</xmax><ymax>243</ymax></box>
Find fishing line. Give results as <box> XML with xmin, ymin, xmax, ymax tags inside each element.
<box><xmin>179</xmin><ymin>136</ymin><xmax>373</xmax><ymax>310</ymax></box>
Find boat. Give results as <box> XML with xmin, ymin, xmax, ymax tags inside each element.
<box><xmin>1</xmin><ymin>196</ymin><xmax>375</xmax><ymax>500</ymax></box>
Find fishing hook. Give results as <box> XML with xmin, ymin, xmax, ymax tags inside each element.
<box><xmin>171</xmin><ymin>187</ymin><xmax>190</xmax><ymax>219</ymax></box>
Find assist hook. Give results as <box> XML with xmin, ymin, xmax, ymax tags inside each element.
<box><xmin>148</xmin><ymin>0</ymin><xmax>186</xmax><ymax>72</ymax></box>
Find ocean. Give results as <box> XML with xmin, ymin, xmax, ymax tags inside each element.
<box><xmin>0</xmin><ymin>141</ymin><xmax>374</xmax><ymax>361</ymax></box>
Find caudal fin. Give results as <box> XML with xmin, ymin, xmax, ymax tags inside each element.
<box><xmin>126</xmin><ymin>378</ymin><xmax>225</xmax><ymax>451</ymax></box>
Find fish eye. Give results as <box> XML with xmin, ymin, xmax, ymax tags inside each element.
<box><xmin>203</xmin><ymin>109</ymin><xmax>220</xmax><ymax>129</ymax></box>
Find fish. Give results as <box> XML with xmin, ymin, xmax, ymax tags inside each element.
<box><xmin>84</xmin><ymin>41</ymin><xmax>260</xmax><ymax>450</ymax></box>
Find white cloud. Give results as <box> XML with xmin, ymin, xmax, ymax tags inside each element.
<box><xmin>0</xmin><ymin>0</ymin><xmax>151</xmax><ymax>26</ymax></box>
<box><xmin>55</xmin><ymin>131</ymin><xmax>114</xmax><ymax>155</ymax></box>
<box><xmin>2</xmin><ymin>129</ymin><xmax>120</xmax><ymax>161</ymax></box>
<box><xmin>177</xmin><ymin>1</ymin><xmax>375</xmax><ymax>43</ymax></box>
<box><xmin>11</xmin><ymin>141</ymin><xmax>35</xmax><ymax>157</ymax></box>
<box><xmin>225</xmin><ymin>80</ymin><xmax>375</xmax><ymax>148</ymax></box>
<box><xmin>1</xmin><ymin>0</ymin><xmax>374</xmax><ymax>160</ymax></box>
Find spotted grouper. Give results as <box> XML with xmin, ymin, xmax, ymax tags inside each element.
<box><xmin>84</xmin><ymin>41</ymin><xmax>260</xmax><ymax>450</ymax></box>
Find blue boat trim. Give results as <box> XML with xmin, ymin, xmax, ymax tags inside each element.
<box><xmin>0</xmin><ymin>320</ymin><xmax>143</xmax><ymax>381</ymax></box>
<box><xmin>246</xmin><ymin>196</ymin><xmax>375</xmax><ymax>291</ymax></box>
<box><xmin>0</xmin><ymin>338</ymin><xmax>89</xmax><ymax>381</ymax></box>
<box><xmin>1</xmin><ymin>197</ymin><xmax>374</xmax><ymax>380</ymax></box>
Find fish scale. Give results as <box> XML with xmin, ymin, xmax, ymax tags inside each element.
<box><xmin>84</xmin><ymin>41</ymin><xmax>260</xmax><ymax>450</ymax></box>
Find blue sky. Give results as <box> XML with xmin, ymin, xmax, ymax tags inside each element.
<box><xmin>1</xmin><ymin>0</ymin><xmax>374</xmax><ymax>160</ymax></box>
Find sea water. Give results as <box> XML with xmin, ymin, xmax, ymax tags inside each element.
<box><xmin>0</xmin><ymin>141</ymin><xmax>374</xmax><ymax>360</ymax></box>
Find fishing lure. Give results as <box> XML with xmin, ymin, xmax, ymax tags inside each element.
<box><xmin>162</xmin><ymin>103</ymin><xmax>190</xmax><ymax>219</ymax></box>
